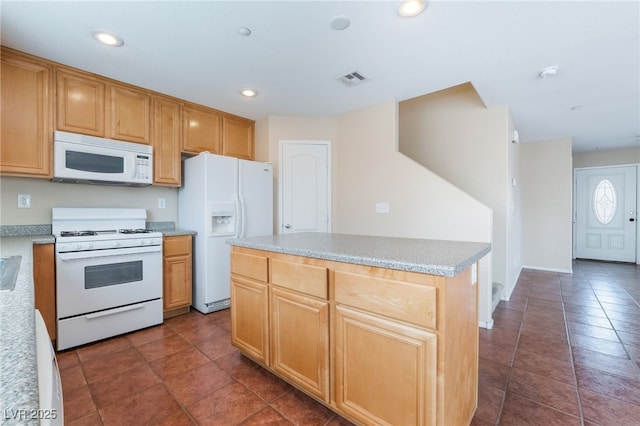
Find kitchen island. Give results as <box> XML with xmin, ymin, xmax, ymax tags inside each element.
<box><xmin>228</xmin><ymin>233</ymin><xmax>491</xmax><ymax>426</ymax></box>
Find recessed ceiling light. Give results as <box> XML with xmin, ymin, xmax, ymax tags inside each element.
<box><xmin>398</xmin><ymin>0</ymin><xmax>426</xmax><ymax>17</ymax></box>
<box><xmin>238</xmin><ymin>27</ymin><xmax>252</xmax><ymax>37</ymax></box>
<box><xmin>93</xmin><ymin>31</ymin><xmax>124</xmax><ymax>47</ymax></box>
<box><xmin>538</xmin><ymin>65</ymin><xmax>559</xmax><ymax>78</ymax></box>
<box><xmin>241</xmin><ymin>89</ymin><xmax>257</xmax><ymax>97</ymax></box>
<box><xmin>570</xmin><ymin>105</ymin><xmax>583</xmax><ymax>111</ymax></box>
<box><xmin>329</xmin><ymin>15</ymin><xmax>350</xmax><ymax>31</ymax></box>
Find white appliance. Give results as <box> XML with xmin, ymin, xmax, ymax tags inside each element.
<box><xmin>179</xmin><ymin>153</ymin><xmax>273</xmax><ymax>314</ymax></box>
<box><xmin>52</xmin><ymin>208</ymin><xmax>163</xmax><ymax>350</ymax></box>
<box><xmin>53</xmin><ymin>130</ymin><xmax>152</xmax><ymax>186</ymax></box>
<box><xmin>35</xmin><ymin>309</ymin><xmax>63</xmax><ymax>425</ymax></box>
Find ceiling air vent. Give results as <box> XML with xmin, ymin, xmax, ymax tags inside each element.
<box><xmin>336</xmin><ymin>71</ymin><xmax>369</xmax><ymax>87</ymax></box>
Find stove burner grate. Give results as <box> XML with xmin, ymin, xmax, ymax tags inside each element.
<box><xmin>59</xmin><ymin>230</ymin><xmax>98</xmax><ymax>237</ymax></box>
<box><xmin>119</xmin><ymin>229</ymin><xmax>152</xmax><ymax>234</ymax></box>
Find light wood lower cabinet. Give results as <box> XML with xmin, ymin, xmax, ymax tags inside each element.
<box><xmin>334</xmin><ymin>305</ymin><xmax>437</xmax><ymax>425</ymax></box>
<box><xmin>230</xmin><ymin>274</ymin><xmax>270</xmax><ymax>364</ymax></box>
<box><xmin>271</xmin><ymin>286</ymin><xmax>330</xmax><ymax>402</ymax></box>
<box><xmin>33</xmin><ymin>243</ymin><xmax>56</xmax><ymax>341</ymax></box>
<box><xmin>162</xmin><ymin>235</ymin><xmax>193</xmax><ymax>319</ymax></box>
<box><xmin>230</xmin><ymin>246</ymin><xmax>479</xmax><ymax>426</ymax></box>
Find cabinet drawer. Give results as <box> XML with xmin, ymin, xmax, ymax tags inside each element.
<box><xmin>231</xmin><ymin>251</ymin><xmax>268</xmax><ymax>282</ymax></box>
<box><xmin>164</xmin><ymin>235</ymin><xmax>191</xmax><ymax>256</ymax></box>
<box><xmin>270</xmin><ymin>258</ymin><xmax>327</xmax><ymax>299</ymax></box>
<box><xmin>334</xmin><ymin>271</ymin><xmax>436</xmax><ymax>329</ymax></box>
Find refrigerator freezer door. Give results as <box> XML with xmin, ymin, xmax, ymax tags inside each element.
<box><xmin>238</xmin><ymin>160</ymin><xmax>273</xmax><ymax>237</ymax></box>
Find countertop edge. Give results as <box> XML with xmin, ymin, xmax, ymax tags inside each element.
<box><xmin>228</xmin><ymin>234</ymin><xmax>491</xmax><ymax>277</ymax></box>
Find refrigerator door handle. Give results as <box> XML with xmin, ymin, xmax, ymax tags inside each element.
<box><xmin>235</xmin><ymin>196</ymin><xmax>244</xmax><ymax>238</ymax></box>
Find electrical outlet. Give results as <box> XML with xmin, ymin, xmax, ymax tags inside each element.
<box><xmin>158</xmin><ymin>198</ymin><xmax>166</xmax><ymax>209</ymax></box>
<box><xmin>17</xmin><ymin>193</ymin><xmax>31</xmax><ymax>208</ymax></box>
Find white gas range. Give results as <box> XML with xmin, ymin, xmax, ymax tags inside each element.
<box><xmin>52</xmin><ymin>208</ymin><xmax>163</xmax><ymax>350</ymax></box>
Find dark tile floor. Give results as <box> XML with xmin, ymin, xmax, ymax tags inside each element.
<box><xmin>57</xmin><ymin>259</ymin><xmax>640</xmax><ymax>425</ymax></box>
<box><xmin>473</xmin><ymin>259</ymin><xmax>640</xmax><ymax>426</ymax></box>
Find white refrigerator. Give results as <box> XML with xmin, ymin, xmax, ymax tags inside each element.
<box><xmin>178</xmin><ymin>153</ymin><xmax>273</xmax><ymax>314</ymax></box>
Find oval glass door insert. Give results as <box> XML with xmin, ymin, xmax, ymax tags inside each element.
<box><xmin>593</xmin><ymin>179</ymin><xmax>617</xmax><ymax>225</ymax></box>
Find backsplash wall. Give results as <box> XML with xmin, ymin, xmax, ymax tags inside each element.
<box><xmin>0</xmin><ymin>176</ymin><xmax>179</xmax><ymax>225</ymax></box>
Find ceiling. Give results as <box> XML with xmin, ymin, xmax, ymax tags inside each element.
<box><xmin>2</xmin><ymin>1</ymin><xmax>639</xmax><ymax>153</ymax></box>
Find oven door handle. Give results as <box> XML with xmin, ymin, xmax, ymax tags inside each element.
<box><xmin>57</xmin><ymin>245</ymin><xmax>161</xmax><ymax>261</ymax></box>
<box><xmin>85</xmin><ymin>303</ymin><xmax>145</xmax><ymax>320</ymax></box>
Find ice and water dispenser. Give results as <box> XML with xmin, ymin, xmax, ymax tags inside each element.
<box><xmin>209</xmin><ymin>203</ymin><xmax>236</xmax><ymax>236</ymax></box>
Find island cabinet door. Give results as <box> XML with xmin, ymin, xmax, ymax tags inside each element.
<box><xmin>270</xmin><ymin>286</ymin><xmax>330</xmax><ymax>402</ymax></box>
<box><xmin>230</xmin><ymin>275</ymin><xmax>270</xmax><ymax>365</ymax></box>
<box><xmin>334</xmin><ymin>305</ymin><xmax>437</xmax><ymax>426</ymax></box>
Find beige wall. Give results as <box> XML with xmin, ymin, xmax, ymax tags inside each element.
<box><xmin>573</xmin><ymin>147</ymin><xmax>640</xmax><ymax>168</ymax></box>
<box><xmin>521</xmin><ymin>138</ymin><xmax>573</xmax><ymax>272</ymax></box>
<box><xmin>506</xmin><ymin>113</ymin><xmax>523</xmax><ymax>297</ymax></box>
<box><xmin>0</xmin><ymin>176</ymin><xmax>178</xmax><ymax>225</ymax></box>
<box><xmin>398</xmin><ymin>83</ymin><xmax>520</xmax><ymax>297</ymax></box>
<box><xmin>255</xmin><ymin>101</ymin><xmax>494</xmax><ymax>326</ymax></box>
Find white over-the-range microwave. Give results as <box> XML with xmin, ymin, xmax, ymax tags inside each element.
<box><xmin>53</xmin><ymin>131</ymin><xmax>153</xmax><ymax>186</ymax></box>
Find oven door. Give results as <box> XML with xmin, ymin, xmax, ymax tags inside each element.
<box><xmin>56</xmin><ymin>245</ymin><xmax>162</xmax><ymax>319</ymax></box>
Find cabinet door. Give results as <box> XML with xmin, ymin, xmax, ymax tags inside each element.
<box><xmin>182</xmin><ymin>103</ymin><xmax>222</xmax><ymax>154</ymax></box>
<box><xmin>271</xmin><ymin>286</ymin><xmax>329</xmax><ymax>402</ymax></box>
<box><xmin>222</xmin><ymin>115</ymin><xmax>254</xmax><ymax>160</ymax></box>
<box><xmin>33</xmin><ymin>243</ymin><xmax>56</xmax><ymax>340</ymax></box>
<box><xmin>231</xmin><ymin>275</ymin><xmax>269</xmax><ymax>365</ymax></box>
<box><xmin>163</xmin><ymin>254</ymin><xmax>192</xmax><ymax>310</ymax></box>
<box><xmin>1</xmin><ymin>50</ymin><xmax>52</xmax><ymax>177</ymax></box>
<box><xmin>153</xmin><ymin>96</ymin><xmax>182</xmax><ymax>186</ymax></box>
<box><xmin>56</xmin><ymin>69</ymin><xmax>106</xmax><ymax>136</ymax></box>
<box><xmin>109</xmin><ymin>85</ymin><xmax>151</xmax><ymax>144</ymax></box>
<box><xmin>334</xmin><ymin>305</ymin><xmax>437</xmax><ymax>426</ymax></box>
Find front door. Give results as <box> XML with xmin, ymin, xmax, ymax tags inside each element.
<box><xmin>574</xmin><ymin>166</ymin><xmax>637</xmax><ymax>262</ymax></box>
<box><xmin>279</xmin><ymin>141</ymin><xmax>331</xmax><ymax>234</ymax></box>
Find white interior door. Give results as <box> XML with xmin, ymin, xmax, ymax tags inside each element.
<box><xmin>279</xmin><ymin>141</ymin><xmax>331</xmax><ymax>234</ymax></box>
<box><xmin>575</xmin><ymin>166</ymin><xmax>637</xmax><ymax>262</ymax></box>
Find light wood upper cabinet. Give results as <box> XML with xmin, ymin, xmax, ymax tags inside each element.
<box><xmin>56</xmin><ymin>68</ymin><xmax>106</xmax><ymax>137</ymax></box>
<box><xmin>110</xmin><ymin>85</ymin><xmax>151</xmax><ymax>144</ymax></box>
<box><xmin>1</xmin><ymin>48</ymin><xmax>53</xmax><ymax>177</ymax></box>
<box><xmin>153</xmin><ymin>96</ymin><xmax>182</xmax><ymax>186</ymax></box>
<box><xmin>57</xmin><ymin>68</ymin><xmax>151</xmax><ymax>144</ymax></box>
<box><xmin>222</xmin><ymin>115</ymin><xmax>254</xmax><ymax>160</ymax></box>
<box><xmin>182</xmin><ymin>103</ymin><xmax>222</xmax><ymax>155</ymax></box>
<box><xmin>3</xmin><ymin>47</ymin><xmax>255</xmax><ymax>181</ymax></box>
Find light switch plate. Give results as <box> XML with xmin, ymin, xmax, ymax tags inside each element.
<box><xmin>375</xmin><ymin>202</ymin><xmax>390</xmax><ymax>214</ymax></box>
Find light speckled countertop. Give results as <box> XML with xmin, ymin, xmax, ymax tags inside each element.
<box><xmin>228</xmin><ymin>233</ymin><xmax>491</xmax><ymax>277</ymax></box>
<box><xmin>0</xmin><ymin>235</ymin><xmax>53</xmax><ymax>425</ymax></box>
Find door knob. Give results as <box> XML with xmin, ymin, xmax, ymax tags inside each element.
<box><xmin>630</xmin><ymin>218</ymin><xmax>636</xmax><ymax>222</ymax></box>
<box><xmin>284</xmin><ymin>224</ymin><xmax>291</xmax><ymax>229</ymax></box>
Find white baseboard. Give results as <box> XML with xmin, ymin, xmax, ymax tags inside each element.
<box><xmin>521</xmin><ymin>264</ymin><xmax>573</xmax><ymax>274</ymax></box>
<box><xmin>479</xmin><ymin>319</ymin><xmax>494</xmax><ymax>329</ymax></box>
